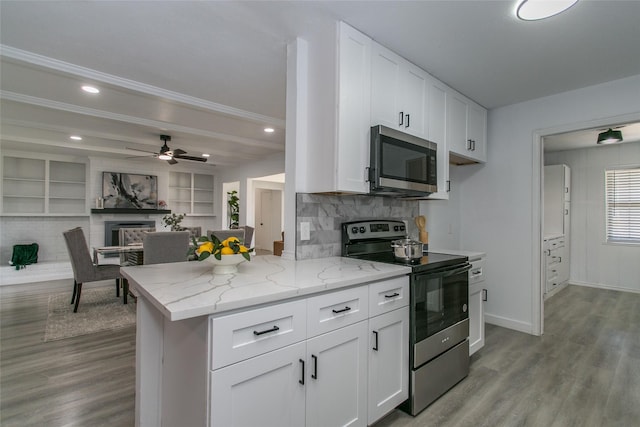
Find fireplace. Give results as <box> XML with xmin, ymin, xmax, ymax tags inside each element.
<box><xmin>104</xmin><ymin>220</ymin><xmax>155</xmax><ymax>247</ymax></box>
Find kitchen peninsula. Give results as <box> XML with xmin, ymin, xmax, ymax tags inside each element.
<box><xmin>121</xmin><ymin>255</ymin><xmax>411</xmax><ymax>427</ymax></box>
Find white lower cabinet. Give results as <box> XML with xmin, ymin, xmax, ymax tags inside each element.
<box><xmin>208</xmin><ymin>277</ymin><xmax>409</xmax><ymax>427</ymax></box>
<box><xmin>210</xmin><ymin>342</ymin><xmax>307</xmax><ymax>427</ymax></box>
<box><xmin>368</xmin><ymin>306</ymin><xmax>409</xmax><ymax>424</ymax></box>
<box><xmin>468</xmin><ymin>257</ymin><xmax>485</xmax><ymax>356</ymax></box>
<box><xmin>306</xmin><ymin>321</ymin><xmax>369</xmax><ymax>427</ymax></box>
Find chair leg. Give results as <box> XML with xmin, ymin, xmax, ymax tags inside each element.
<box><xmin>73</xmin><ymin>282</ymin><xmax>83</xmax><ymax>313</ymax></box>
<box><xmin>123</xmin><ymin>279</ymin><xmax>129</xmax><ymax>305</ymax></box>
<box><xmin>116</xmin><ymin>278</ymin><xmax>120</xmax><ymax>297</ymax></box>
<box><xmin>71</xmin><ymin>280</ymin><xmax>77</xmax><ymax>305</ymax></box>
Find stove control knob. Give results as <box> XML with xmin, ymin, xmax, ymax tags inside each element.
<box><xmin>359</xmin><ymin>226</ymin><xmax>366</xmax><ymax>233</ymax></box>
<box><xmin>400</xmin><ymin>225</ymin><xmax>406</xmax><ymax>231</ymax></box>
<box><xmin>394</xmin><ymin>226</ymin><xmax>399</xmax><ymax>231</ymax></box>
<box><xmin>351</xmin><ymin>226</ymin><xmax>358</xmax><ymax>234</ymax></box>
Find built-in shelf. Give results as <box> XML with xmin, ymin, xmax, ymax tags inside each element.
<box><xmin>91</xmin><ymin>209</ymin><xmax>171</xmax><ymax>214</ymax></box>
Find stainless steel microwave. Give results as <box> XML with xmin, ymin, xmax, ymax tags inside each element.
<box><xmin>369</xmin><ymin>125</ymin><xmax>437</xmax><ymax>197</ymax></box>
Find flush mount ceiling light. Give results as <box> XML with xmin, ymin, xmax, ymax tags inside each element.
<box><xmin>81</xmin><ymin>85</ymin><xmax>100</xmax><ymax>94</ymax></box>
<box><xmin>597</xmin><ymin>128</ymin><xmax>623</xmax><ymax>145</ymax></box>
<box><xmin>516</xmin><ymin>0</ymin><xmax>579</xmax><ymax>21</ymax></box>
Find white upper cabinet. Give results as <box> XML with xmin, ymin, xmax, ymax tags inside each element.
<box><xmin>425</xmin><ymin>78</ymin><xmax>449</xmax><ymax>200</ymax></box>
<box><xmin>447</xmin><ymin>90</ymin><xmax>487</xmax><ymax>164</ymax></box>
<box><xmin>371</xmin><ymin>43</ymin><xmax>428</xmax><ymax>139</ymax></box>
<box><xmin>335</xmin><ymin>22</ymin><xmax>373</xmax><ymax>194</ymax></box>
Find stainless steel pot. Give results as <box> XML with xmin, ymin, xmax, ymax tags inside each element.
<box><xmin>391</xmin><ymin>238</ymin><xmax>423</xmax><ymax>261</ymax></box>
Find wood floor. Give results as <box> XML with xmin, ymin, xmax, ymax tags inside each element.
<box><xmin>1</xmin><ymin>282</ymin><xmax>639</xmax><ymax>426</ymax></box>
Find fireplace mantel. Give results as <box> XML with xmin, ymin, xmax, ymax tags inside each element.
<box><xmin>91</xmin><ymin>209</ymin><xmax>171</xmax><ymax>214</ymax></box>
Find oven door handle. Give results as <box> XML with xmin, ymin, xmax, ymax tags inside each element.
<box><xmin>442</xmin><ymin>264</ymin><xmax>472</xmax><ymax>277</ymax></box>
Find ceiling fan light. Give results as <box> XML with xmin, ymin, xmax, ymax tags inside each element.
<box><xmin>158</xmin><ymin>153</ymin><xmax>173</xmax><ymax>160</ymax></box>
<box><xmin>516</xmin><ymin>0</ymin><xmax>579</xmax><ymax>21</ymax></box>
<box><xmin>597</xmin><ymin>128</ymin><xmax>623</xmax><ymax>144</ymax></box>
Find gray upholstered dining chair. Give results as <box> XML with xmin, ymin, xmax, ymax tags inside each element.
<box><xmin>119</xmin><ymin>227</ymin><xmax>155</xmax><ymax>265</ymax></box>
<box><xmin>206</xmin><ymin>229</ymin><xmax>246</xmax><ymax>244</ymax></box>
<box><xmin>239</xmin><ymin>225</ymin><xmax>254</xmax><ymax>248</ymax></box>
<box><xmin>143</xmin><ymin>231</ymin><xmax>190</xmax><ymax>265</ymax></box>
<box><xmin>63</xmin><ymin>227</ymin><xmax>124</xmax><ymax>313</ymax></box>
<box><xmin>183</xmin><ymin>226</ymin><xmax>202</xmax><ymax>241</ymax></box>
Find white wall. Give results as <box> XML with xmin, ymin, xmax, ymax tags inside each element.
<box><xmin>457</xmin><ymin>74</ymin><xmax>640</xmax><ymax>334</ymax></box>
<box><xmin>545</xmin><ymin>144</ymin><xmax>640</xmax><ymax>292</ymax></box>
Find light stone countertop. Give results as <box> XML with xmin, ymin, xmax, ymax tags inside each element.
<box><xmin>429</xmin><ymin>249</ymin><xmax>486</xmax><ymax>261</ymax></box>
<box><xmin>121</xmin><ymin>255</ymin><xmax>411</xmax><ymax>321</ymax></box>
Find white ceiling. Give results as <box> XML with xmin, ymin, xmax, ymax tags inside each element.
<box><xmin>1</xmin><ymin>1</ymin><xmax>639</xmax><ymax>166</ymax></box>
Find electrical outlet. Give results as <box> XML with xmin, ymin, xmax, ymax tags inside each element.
<box><xmin>300</xmin><ymin>222</ymin><xmax>311</xmax><ymax>241</ymax></box>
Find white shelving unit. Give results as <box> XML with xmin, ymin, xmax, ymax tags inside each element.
<box><xmin>168</xmin><ymin>171</ymin><xmax>214</xmax><ymax>215</ymax></box>
<box><xmin>2</xmin><ymin>156</ymin><xmax>87</xmax><ymax>215</ymax></box>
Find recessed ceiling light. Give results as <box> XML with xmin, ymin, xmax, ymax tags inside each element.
<box><xmin>516</xmin><ymin>0</ymin><xmax>579</xmax><ymax>21</ymax></box>
<box><xmin>81</xmin><ymin>85</ymin><xmax>100</xmax><ymax>94</ymax></box>
<box><xmin>202</xmin><ymin>153</ymin><xmax>210</xmax><ymax>158</ymax></box>
<box><xmin>264</xmin><ymin>127</ymin><xmax>275</xmax><ymax>133</ymax></box>
<box><xmin>69</xmin><ymin>135</ymin><xmax>83</xmax><ymax>141</ymax></box>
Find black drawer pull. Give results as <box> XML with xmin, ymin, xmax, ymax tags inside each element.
<box><xmin>384</xmin><ymin>293</ymin><xmax>399</xmax><ymax>298</ymax></box>
<box><xmin>253</xmin><ymin>325</ymin><xmax>280</xmax><ymax>336</ymax></box>
<box><xmin>373</xmin><ymin>330</ymin><xmax>379</xmax><ymax>351</ymax></box>
<box><xmin>299</xmin><ymin>359</ymin><xmax>305</xmax><ymax>385</ymax></box>
<box><xmin>311</xmin><ymin>354</ymin><xmax>318</xmax><ymax>380</ymax></box>
<box><xmin>332</xmin><ymin>306</ymin><xmax>351</xmax><ymax>314</ymax></box>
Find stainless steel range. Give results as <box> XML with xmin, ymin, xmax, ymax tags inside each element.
<box><xmin>342</xmin><ymin>220</ymin><xmax>471</xmax><ymax>416</ymax></box>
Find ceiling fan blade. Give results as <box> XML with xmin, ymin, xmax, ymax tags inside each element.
<box><xmin>167</xmin><ymin>158</ymin><xmax>178</xmax><ymax>165</ymax></box>
<box><xmin>126</xmin><ymin>147</ymin><xmax>159</xmax><ymax>155</ymax></box>
<box><xmin>173</xmin><ymin>148</ymin><xmax>186</xmax><ymax>156</ymax></box>
<box><xmin>174</xmin><ymin>154</ymin><xmax>207</xmax><ymax>162</ymax></box>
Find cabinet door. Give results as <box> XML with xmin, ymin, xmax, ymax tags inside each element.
<box><xmin>468</xmin><ymin>283</ymin><xmax>485</xmax><ymax>356</ymax></box>
<box><xmin>336</xmin><ymin>22</ymin><xmax>372</xmax><ymax>194</ymax></box>
<box><xmin>210</xmin><ymin>342</ymin><xmax>306</xmax><ymax>427</ymax></box>
<box><xmin>371</xmin><ymin>43</ymin><xmax>403</xmax><ymax>130</ymax></box>
<box><xmin>401</xmin><ymin>62</ymin><xmax>428</xmax><ymax>139</ymax></box>
<box><xmin>467</xmin><ymin>102</ymin><xmax>486</xmax><ymax>163</ymax></box>
<box><xmin>425</xmin><ymin>79</ymin><xmax>449</xmax><ymax>199</ymax></box>
<box><xmin>447</xmin><ymin>93</ymin><xmax>468</xmax><ymax>158</ymax></box>
<box><xmin>368</xmin><ymin>307</ymin><xmax>409</xmax><ymax>424</ymax></box>
<box><xmin>306</xmin><ymin>321</ymin><xmax>368</xmax><ymax>427</ymax></box>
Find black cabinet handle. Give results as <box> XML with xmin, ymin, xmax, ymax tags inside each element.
<box><xmin>384</xmin><ymin>292</ymin><xmax>399</xmax><ymax>298</ymax></box>
<box><xmin>332</xmin><ymin>306</ymin><xmax>351</xmax><ymax>314</ymax></box>
<box><xmin>373</xmin><ymin>330</ymin><xmax>379</xmax><ymax>351</ymax></box>
<box><xmin>253</xmin><ymin>325</ymin><xmax>280</xmax><ymax>336</ymax></box>
<box><xmin>405</xmin><ymin>113</ymin><xmax>410</xmax><ymax>128</ymax></box>
<box><xmin>467</xmin><ymin>139</ymin><xmax>472</xmax><ymax>150</ymax></box>
<box><xmin>311</xmin><ymin>354</ymin><xmax>318</xmax><ymax>380</ymax></box>
<box><xmin>399</xmin><ymin>111</ymin><xmax>404</xmax><ymax>126</ymax></box>
<box><xmin>482</xmin><ymin>289</ymin><xmax>488</xmax><ymax>302</ymax></box>
<box><xmin>299</xmin><ymin>359</ymin><xmax>305</xmax><ymax>385</ymax></box>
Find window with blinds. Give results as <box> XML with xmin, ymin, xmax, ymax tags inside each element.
<box><xmin>605</xmin><ymin>167</ymin><xmax>640</xmax><ymax>243</ymax></box>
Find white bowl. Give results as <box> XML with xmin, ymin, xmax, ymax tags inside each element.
<box><xmin>206</xmin><ymin>253</ymin><xmax>246</xmax><ymax>274</ymax></box>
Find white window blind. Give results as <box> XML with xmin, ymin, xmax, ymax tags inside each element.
<box><xmin>605</xmin><ymin>167</ymin><xmax>640</xmax><ymax>243</ymax></box>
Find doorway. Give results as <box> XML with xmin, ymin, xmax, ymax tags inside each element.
<box><xmin>254</xmin><ymin>188</ymin><xmax>283</xmax><ymax>252</ymax></box>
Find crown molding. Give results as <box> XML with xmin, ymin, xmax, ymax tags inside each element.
<box><xmin>0</xmin><ymin>45</ymin><xmax>285</xmax><ymax>128</ymax></box>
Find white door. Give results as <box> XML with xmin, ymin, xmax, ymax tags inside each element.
<box><xmin>305</xmin><ymin>321</ymin><xmax>368</xmax><ymax>427</ymax></box>
<box><xmin>255</xmin><ymin>189</ymin><xmax>282</xmax><ymax>251</ymax></box>
<box><xmin>210</xmin><ymin>342</ymin><xmax>306</xmax><ymax>427</ymax></box>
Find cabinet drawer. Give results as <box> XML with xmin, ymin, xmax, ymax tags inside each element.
<box><xmin>209</xmin><ymin>299</ymin><xmax>307</xmax><ymax>370</ymax></box>
<box><xmin>468</xmin><ymin>258</ymin><xmax>485</xmax><ymax>285</ymax></box>
<box><xmin>369</xmin><ymin>276</ymin><xmax>409</xmax><ymax>317</ymax></box>
<box><xmin>307</xmin><ymin>285</ymin><xmax>369</xmax><ymax>338</ymax></box>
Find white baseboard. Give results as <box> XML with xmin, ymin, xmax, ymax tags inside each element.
<box><xmin>570</xmin><ymin>280</ymin><xmax>640</xmax><ymax>294</ymax></box>
<box><xmin>1</xmin><ymin>261</ymin><xmax>73</xmax><ymax>286</ymax></box>
<box><xmin>485</xmin><ymin>313</ymin><xmax>534</xmax><ymax>335</ymax></box>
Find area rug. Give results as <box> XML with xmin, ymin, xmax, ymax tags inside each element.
<box><xmin>44</xmin><ymin>287</ymin><xmax>136</xmax><ymax>342</ymax></box>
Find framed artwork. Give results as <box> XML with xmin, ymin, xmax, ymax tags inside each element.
<box><xmin>102</xmin><ymin>172</ymin><xmax>158</xmax><ymax>209</ymax></box>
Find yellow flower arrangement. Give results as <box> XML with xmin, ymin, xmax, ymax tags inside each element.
<box><xmin>188</xmin><ymin>234</ymin><xmax>253</xmax><ymax>261</ymax></box>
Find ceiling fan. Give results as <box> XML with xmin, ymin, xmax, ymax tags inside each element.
<box><xmin>127</xmin><ymin>135</ymin><xmax>208</xmax><ymax>164</ymax></box>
